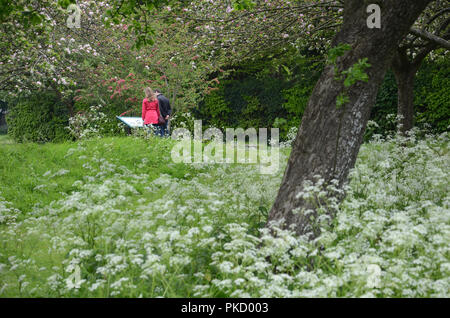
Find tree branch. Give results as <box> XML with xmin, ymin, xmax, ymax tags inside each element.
<box><xmin>409</xmin><ymin>27</ymin><xmax>450</xmax><ymax>49</ymax></box>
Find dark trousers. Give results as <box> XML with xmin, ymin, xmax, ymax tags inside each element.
<box><xmin>145</xmin><ymin>124</ymin><xmax>162</xmax><ymax>137</ymax></box>
<box><xmin>161</xmin><ymin>120</ymin><xmax>169</xmax><ymax>137</ymax></box>
<box><xmin>145</xmin><ymin>122</ymin><xmax>169</xmax><ymax>137</ymax></box>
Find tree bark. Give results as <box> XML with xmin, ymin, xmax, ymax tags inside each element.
<box><xmin>392</xmin><ymin>49</ymin><xmax>420</xmax><ymax>133</ymax></box>
<box><xmin>267</xmin><ymin>0</ymin><xmax>431</xmax><ymax>238</ymax></box>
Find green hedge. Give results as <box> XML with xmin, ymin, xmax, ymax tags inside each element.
<box><xmin>196</xmin><ymin>77</ymin><xmax>293</xmax><ymax>139</ymax></box>
<box><xmin>368</xmin><ymin>56</ymin><xmax>450</xmax><ymax>138</ymax></box>
<box><xmin>195</xmin><ymin>52</ymin><xmax>323</xmax><ymax>140</ymax></box>
<box><xmin>197</xmin><ymin>54</ymin><xmax>448</xmax><ymax>141</ymax></box>
<box><xmin>366</xmin><ymin>70</ymin><xmax>399</xmax><ymax>139</ymax></box>
<box><xmin>73</xmin><ymin>94</ymin><xmax>137</xmax><ymax>137</ymax></box>
<box><xmin>415</xmin><ymin>55</ymin><xmax>449</xmax><ymax>132</ymax></box>
<box><xmin>7</xmin><ymin>91</ymin><xmax>70</xmax><ymax>143</ymax></box>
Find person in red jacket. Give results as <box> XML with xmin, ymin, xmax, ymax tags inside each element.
<box><xmin>142</xmin><ymin>87</ymin><xmax>163</xmax><ymax>136</ymax></box>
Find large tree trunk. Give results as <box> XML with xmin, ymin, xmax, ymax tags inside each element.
<box><xmin>392</xmin><ymin>49</ymin><xmax>420</xmax><ymax>133</ymax></box>
<box><xmin>267</xmin><ymin>0</ymin><xmax>431</xmax><ymax>238</ymax></box>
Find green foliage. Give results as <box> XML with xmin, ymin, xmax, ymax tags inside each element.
<box><xmin>57</xmin><ymin>0</ymin><xmax>76</xmax><ymax>9</ymax></box>
<box><xmin>415</xmin><ymin>56</ymin><xmax>450</xmax><ymax>132</ymax></box>
<box><xmin>341</xmin><ymin>58</ymin><xmax>371</xmax><ymax>87</ymax></box>
<box><xmin>196</xmin><ymin>45</ymin><xmax>444</xmax><ymax>142</ymax></box>
<box><xmin>170</xmin><ymin>110</ymin><xmax>196</xmax><ymax>134</ymax></box>
<box><xmin>196</xmin><ymin>76</ymin><xmax>289</xmax><ymax>135</ymax></box>
<box><xmin>6</xmin><ymin>91</ymin><xmax>70</xmax><ymax>143</ymax></box>
<box><xmin>328</xmin><ymin>44</ymin><xmax>371</xmax><ymax>110</ymax></box>
<box><xmin>232</xmin><ymin>0</ymin><xmax>255</xmax><ymax>10</ymax></box>
<box><xmin>0</xmin><ymin>0</ymin><xmax>58</xmax><ymax>25</ymax></box>
<box><xmin>199</xmin><ymin>89</ymin><xmax>231</xmax><ymax>130</ymax></box>
<box><xmin>282</xmin><ymin>84</ymin><xmax>309</xmax><ymax>116</ymax></box>
<box><xmin>327</xmin><ymin>43</ymin><xmax>351</xmax><ymax>66</ymax></box>
<box><xmin>72</xmin><ymin>99</ymin><xmax>128</xmax><ymax>139</ymax></box>
<box><xmin>367</xmin><ymin>71</ymin><xmax>398</xmax><ymax>139</ymax></box>
<box><xmin>72</xmin><ymin>72</ymin><xmax>144</xmax><ymax>138</ymax></box>
<box><xmin>67</xmin><ymin>104</ymin><xmax>125</xmax><ymax>140</ymax></box>
<box><xmin>272</xmin><ymin>117</ymin><xmax>289</xmax><ymax>139</ymax></box>
<box><xmin>336</xmin><ymin>93</ymin><xmax>350</xmax><ymax>110</ymax></box>
<box><xmin>275</xmin><ymin>83</ymin><xmax>312</xmax><ymax>138</ymax></box>
<box><xmin>196</xmin><ymin>50</ymin><xmax>323</xmax><ymax>140</ymax></box>
<box><xmin>367</xmin><ymin>57</ymin><xmax>450</xmax><ymax>140</ymax></box>
<box><xmin>241</xmin><ymin>95</ymin><xmax>263</xmax><ymax>128</ymax></box>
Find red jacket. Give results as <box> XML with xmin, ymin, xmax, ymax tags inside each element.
<box><xmin>142</xmin><ymin>98</ymin><xmax>160</xmax><ymax>125</ymax></box>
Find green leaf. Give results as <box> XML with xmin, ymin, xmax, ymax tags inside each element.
<box><xmin>336</xmin><ymin>93</ymin><xmax>349</xmax><ymax>109</ymax></box>
<box><xmin>58</xmin><ymin>0</ymin><xmax>74</xmax><ymax>9</ymax></box>
<box><xmin>281</xmin><ymin>65</ymin><xmax>292</xmax><ymax>76</ymax></box>
<box><xmin>258</xmin><ymin>206</ymin><xmax>268</xmax><ymax>217</ymax></box>
<box><xmin>327</xmin><ymin>43</ymin><xmax>352</xmax><ymax>65</ymax></box>
<box><xmin>233</xmin><ymin>0</ymin><xmax>255</xmax><ymax>10</ymax></box>
<box><xmin>30</xmin><ymin>12</ymin><xmax>42</xmax><ymax>25</ymax></box>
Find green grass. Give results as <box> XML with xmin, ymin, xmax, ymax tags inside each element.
<box><xmin>0</xmin><ymin>135</ymin><xmax>13</xmax><ymax>145</ymax></box>
<box><xmin>0</xmin><ymin>136</ymin><xmax>190</xmax><ymax>218</ymax></box>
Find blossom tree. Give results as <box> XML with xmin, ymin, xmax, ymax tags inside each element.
<box><xmin>0</xmin><ymin>0</ymin><xmax>113</xmax><ymax>104</ymax></box>
<box><xmin>1</xmin><ymin>0</ymin><xmax>222</xmax><ymax>122</ymax></box>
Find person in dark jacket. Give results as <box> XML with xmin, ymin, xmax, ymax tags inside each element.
<box><xmin>154</xmin><ymin>89</ymin><xmax>172</xmax><ymax>137</ymax></box>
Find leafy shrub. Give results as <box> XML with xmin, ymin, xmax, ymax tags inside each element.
<box><xmin>366</xmin><ymin>71</ymin><xmax>398</xmax><ymax>140</ymax></box>
<box><xmin>169</xmin><ymin>111</ymin><xmax>196</xmax><ymax>135</ymax></box>
<box><xmin>197</xmin><ymin>89</ymin><xmax>231</xmax><ymax>130</ymax></box>
<box><xmin>368</xmin><ymin>57</ymin><xmax>450</xmax><ymax>140</ymax></box>
<box><xmin>73</xmin><ymin>97</ymin><xmax>133</xmax><ymax>137</ymax></box>
<box><xmin>415</xmin><ymin>56</ymin><xmax>450</xmax><ymax>132</ymax></box>
<box><xmin>67</xmin><ymin>104</ymin><xmax>124</xmax><ymax>140</ymax></box>
<box><xmin>275</xmin><ymin>82</ymin><xmax>313</xmax><ymax>138</ymax></box>
<box><xmin>6</xmin><ymin>91</ymin><xmax>70</xmax><ymax>143</ymax></box>
<box><xmin>72</xmin><ymin>73</ymin><xmax>145</xmax><ymax>138</ymax></box>
<box><xmin>196</xmin><ymin>77</ymin><xmax>292</xmax><ymax>139</ymax></box>
<box><xmin>197</xmin><ymin>51</ymin><xmax>447</xmax><ymax>143</ymax></box>
<box><xmin>195</xmin><ymin>51</ymin><xmax>323</xmax><ymax>140</ymax></box>
<box><xmin>199</xmin><ymin>77</ymin><xmax>289</xmax><ymax>129</ymax></box>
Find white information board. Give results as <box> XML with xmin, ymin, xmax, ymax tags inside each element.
<box><xmin>117</xmin><ymin>116</ymin><xmax>144</xmax><ymax>128</ymax></box>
